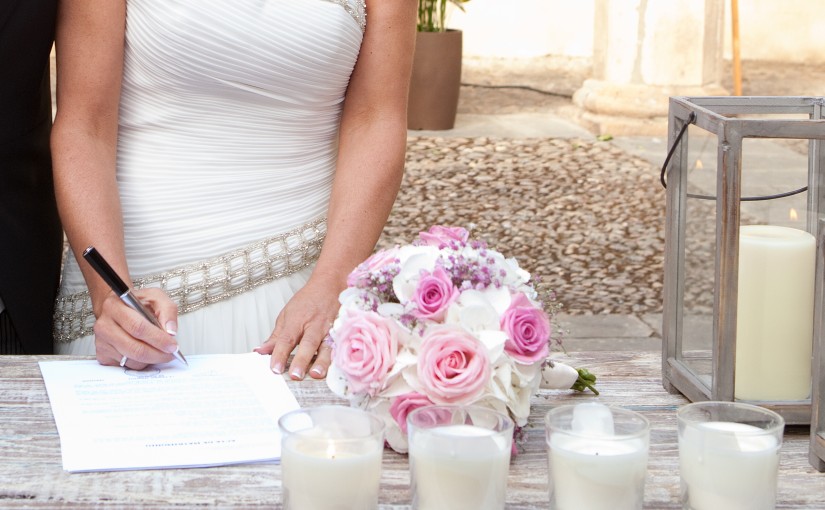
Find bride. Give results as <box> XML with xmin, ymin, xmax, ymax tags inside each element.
<box><xmin>51</xmin><ymin>0</ymin><xmax>416</xmax><ymax>380</ymax></box>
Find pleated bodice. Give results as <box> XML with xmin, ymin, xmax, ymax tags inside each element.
<box><xmin>55</xmin><ymin>0</ymin><xmax>365</xmax><ymax>348</ymax></box>
<box><xmin>60</xmin><ymin>0</ymin><xmax>364</xmax><ymax>285</ymax></box>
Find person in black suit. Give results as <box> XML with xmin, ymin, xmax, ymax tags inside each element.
<box><xmin>0</xmin><ymin>0</ymin><xmax>63</xmax><ymax>354</ymax></box>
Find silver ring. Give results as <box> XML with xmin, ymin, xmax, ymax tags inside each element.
<box><xmin>119</xmin><ymin>355</ymin><xmax>129</xmax><ymax>367</ymax></box>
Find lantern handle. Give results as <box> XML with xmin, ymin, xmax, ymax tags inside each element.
<box><xmin>660</xmin><ymin>112</ymin><xmax>809</xmax><ymax>202</ymax></box>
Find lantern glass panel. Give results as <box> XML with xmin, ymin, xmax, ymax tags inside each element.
<box><xmin>674</xmin><ymin>128</ymin><xmax>816</xmax><ymax>401</ymax></box>
<box><xmin>740</xmin><ymin>138</ymin><xmax>811</xmax><ymax>228</ymax></box>
<box><xmin>734</xmin><ymin>138</ymin><xmax>814</xmax><ymax>403</ymax></box>
<box><xmin>677</xmin><ymin>126</ymin><xmax>718</xmax><ymax>387</ymax></box>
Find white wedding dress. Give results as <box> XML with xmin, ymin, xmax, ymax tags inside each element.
<box><xmin>55</xmin><ymin>0</ymin><xmax>366</xmax><ymax>354</ymax></box>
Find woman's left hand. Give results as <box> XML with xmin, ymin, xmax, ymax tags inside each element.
<box><xmin>253</xmin><ymin>276</ymin><xmax>342</xmax><ymax>380</ymax></box>
<box><xmin>255</xmin><ymin>0</ymin><xmax>416</xmax><ymax>382</ymax></box>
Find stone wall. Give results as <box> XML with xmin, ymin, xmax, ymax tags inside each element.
<box><xmin>450</xmin><ymin>0</ymin><xmax>825</xmax><ymax>64</ymax></box>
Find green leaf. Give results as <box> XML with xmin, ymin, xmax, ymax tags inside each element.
<box><xmin>418</xmin><ymin>0</ymin><xmax>471</xmax><ymax>31</ymax></box>
<box><xmin>570</xmin><ymin>368</ymin><xmax>599</xmax><ymax>395</ymax></box>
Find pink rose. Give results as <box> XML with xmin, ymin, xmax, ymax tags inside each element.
<box><xmin>418</xmin><ymin>226</ymin><xmax>469</xmax><ymax>248</ymax></box>
<box><xmin>417</xmin><ymin>325</ymin><xmax>490</xmax><ymax>404</ymax></box>
<box><xmin>389</xmin><ymin>392</ymin><xmax>435</xmax><ymax>434</ymax></box>
<box><xmin>346</xmin><ymin>248</ymin><xmax>399</xmax><ymax>288</ymax></box>
<box><xmin>411</xmin><ymin>266</ymin><xmax>459</xmax><ymax>321</ymax></box>
<box><xmin>501</xmin><ymin>293</ymin><xmax>550</xmax><ymax>363</ymax></box>
<box><xmin>332</xmin><ymin>309</ymin><xmax>399</xmax><ymax>396</ymax></box>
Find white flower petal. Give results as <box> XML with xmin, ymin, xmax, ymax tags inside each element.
<box><xmin>477</xmin><ymin>330</ymin><xmax>507</xmax><ymax>362</ymax></box>
<box><xmin>513</xmin><ymin>361</ymin><xmax>543</xmax><ymax>387</ymax></box>
<box><xmin>479</xmin><ymin>286</ymin><xmax>512</xmax><ymax>314</ymax></box>
<box><xmin>456</xmin><ymin>289</ymin><xmax>486</xmax><ymax>307</ymax></box>
<box><xmin>443</xmin><ymin>302</ymin><xmax>463</xmax><ymax>326</ymax></box>
<box><xmin>377</xmin><ymin>302</ymin><xmax>405</xmax><ymax>319</ymax></box>
<box><xmin>392</xmin><ymin>279</ymin><xmax>416</xmax><ymax>304</ymax></box>
<box><xmin>325</xmin><ymin>362</ymin><xmax>349</xmax><ymax>397</ymax></box>
<box><xmin>459</xmin><ymin>304</ymin><xmax>498</xmax><ymax>332</ymax></box>
<box><xmin>397</xmin><ymin>245</ymin><xmax>438</xmax><ymax>265</ymax></box>
<box><xmin>540</xmin><ymin>362</ymin><xmax>579</xmax><ymax>390</ymax></box>
<box><xmin>378</xmin><ymin>377</ymin><xmax>414</xmax><ymax>398</ymax></box>
<box><xmin>505</xmin><ymin>257</ymin><xmax>531</xmax><ymax>282</ymax></box>
<box><xmin>400</xmin><ymin>362</ymin><xmax>422</xmax><ymax>393</ymax></box>
<box><xmin>337</xmin><ymin>287</ymin><xmax>362</xmax><ymax>306</ymax></box>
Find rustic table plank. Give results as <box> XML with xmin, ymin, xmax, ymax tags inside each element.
<box><xmin>1</xmin><ymin>352</ymin><xmax>823</xmax><ymax>508</ymax></box>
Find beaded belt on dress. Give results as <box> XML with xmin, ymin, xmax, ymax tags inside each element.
<box><xmin>322</xmin><ymin>0</ymin><xmax>367</xmax><ymax>33</ymax></box>
<box><xmin>54</xmin><ymin>218</ymin><xmax>326</xmax><ymax>344</ymax></box>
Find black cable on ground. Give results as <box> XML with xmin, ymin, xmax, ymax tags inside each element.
<box><xmin>460</xmin><ymin>82</ymin><xmax>573</xmax><ymax>98</ymax></box>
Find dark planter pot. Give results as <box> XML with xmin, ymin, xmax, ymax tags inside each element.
<box><xmin>407</xmin><ymin>29</ymin><xmax>463</xmax><ymax>131</ymax></box>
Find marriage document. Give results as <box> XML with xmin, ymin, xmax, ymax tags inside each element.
<box><xmin>39</xmin><ymin>353</ymin><xmax>300</xmax><ymax>472</ymax></box>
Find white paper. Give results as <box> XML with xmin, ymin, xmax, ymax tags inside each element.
<box><xmin>39</xmin><ymin>353</ymin><xmax>300</xmax><ymax>472</ymax></box>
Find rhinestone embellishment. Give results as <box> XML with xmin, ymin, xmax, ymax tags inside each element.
<box><xmin>322</xmin><ymin>0</ymin><xmax>366</xmax><ymax>33</ymax></box>
<box><xmin>54</xmin><ymin>218</ymin><xmax>327</xmax><ymax>344</ymax></box>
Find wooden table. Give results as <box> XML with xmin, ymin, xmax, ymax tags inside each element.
<box><xmin>2</xmin><ymin>352</ymin><xmax>823</xmax><ymax>508</ymax></box>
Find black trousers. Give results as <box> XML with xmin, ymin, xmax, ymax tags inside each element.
<box><xmin>0</xmin><ymin>310</ymin><xmax>25</xmax><ymax>354</ymax></box>
<box><xmin>0</xmin><ymin>0</ymin><xmax>62</xmax><ymax>354</ymax></box>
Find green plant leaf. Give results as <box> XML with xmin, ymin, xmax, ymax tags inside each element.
<box><xmin>418</xmin><ymin>0</ymin><xmax>470</xmax><ymax>32</ymax></box>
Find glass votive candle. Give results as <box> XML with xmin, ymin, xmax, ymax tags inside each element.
<box><xmin>545</xmin><ymin>402</ymin><xmax>650</xmax><ymax>510</ymax></box>
<box><xmin>677</xmin><ymin>401</ymin><xmax>784</xmax><ymax>510</ymax></box>
<box><xmin>407</xmin><ymin>405</ymin><xmax>513</xmax><ymax>510</ymax></box>
<box><xmin>278</xmin><ymin>406</ymin><xmax>385</xmax><ymax>510</ymax></box>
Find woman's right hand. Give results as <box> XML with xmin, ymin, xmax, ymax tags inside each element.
<box><xmin>92</xmin><ymin>288</ymin><xmax>181</xmax><ymax>370</ymax></box>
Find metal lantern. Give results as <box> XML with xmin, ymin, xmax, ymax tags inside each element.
<box><xmin>812</xmin><ymin>217</ymin><xmax>825</xmax><ymax>471</ymax></box>
<box><xmin>661</xmin><ymin>97</ymin><xmax>825</xmax><ymax>436</ymax></box>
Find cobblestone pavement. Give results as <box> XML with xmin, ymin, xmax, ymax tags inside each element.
<box><xmin>380</xmin><ymin>57</ymin><xmax>825</xmax><ymax>321</ymax></box>
<box><xmin>380</xmin><ymin>137</ymin><xmax>665</xmax><ymax>317</ymax></box>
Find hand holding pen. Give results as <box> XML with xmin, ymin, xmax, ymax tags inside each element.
<box><xmin>83</xmin><ymin>246</ymin><xmax>188</xmax><ymax>368</ymax></box>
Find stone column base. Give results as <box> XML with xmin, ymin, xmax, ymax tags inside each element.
<box><xmin>572</xmin><ymin>79</ymin><xmax>728</xmax><ymax>136</ymax></box>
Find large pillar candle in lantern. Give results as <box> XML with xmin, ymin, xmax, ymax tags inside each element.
<box><xmin>735</xmin><ymin>225</ymin><xmax>816</xmax><ymax>400</ymax></box>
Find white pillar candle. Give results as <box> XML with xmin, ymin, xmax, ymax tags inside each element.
<box><xmin>410</xmin><ymin>424</ymin><xmax>511</xmax><ymax>510</ymax></box>
<box><xmin>548</xmin><ymin>435</ymin><xmax>648</xmax><ymax>510</ymax></box>
<box><xmin>736</xmin><ymin>225</ymin><xmax>816</xmax><ymax>400</ymax></box>
<box><xmin>281</xmin><ymin>434</ymin><xmax>383</xmax><ymax>510</ymax></box>
<box><xmin>546</xmin><ymin>403</ymin><xmax>649</xmax><ymax>510</ymax></box>
<box><xmin>679</xmin><ymin>422</ymin><xmax>780</xmax><ymax>510</ymax></box>
<box><xmin>279</xmin><ymin>406</ymin><xmax>385</xmax><ymax>510</ymax></box>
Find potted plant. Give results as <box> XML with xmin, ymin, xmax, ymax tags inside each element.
<box><xmin>407</xmin><ymin>0</ymin><xmax>470</xmax><ymax>130</ymax></box>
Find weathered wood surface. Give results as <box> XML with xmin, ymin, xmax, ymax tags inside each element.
<box><xmin>1</xmin><ymin>352</ymin><xmax>823</xmax><ymax>509</ymax></box>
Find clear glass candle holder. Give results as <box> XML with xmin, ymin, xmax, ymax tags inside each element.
<box><xmin>278</xmin><ymin>406</ymin><xmax>385</xmax><ymax>510</ymax></box>
<box><xmin>407</xmin><ymin>405</ymin><xmax>514</xmax><ymax>510</ymax></box>
<box><xmin>677</xmin><ymin>401</ymin><xmax>784</xmax><ymax>510</ymax></box>
<box><xmin>545</xmin><ymin>403</ymin><xmax>650</xmax><ymax>510</ymax></box>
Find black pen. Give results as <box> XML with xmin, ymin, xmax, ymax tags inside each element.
<box><xmin>82</xmin><ymin>246</ymin><xmax>189</xmax><ymax>367</ymax></box>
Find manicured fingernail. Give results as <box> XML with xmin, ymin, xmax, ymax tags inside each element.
<box><xmin>165</xmin><ymin>321</ymin><xmax>177</xmax><ymax>336</ymax></box>
<box><xmin>271</xmin><ymin>362</ymin><xmax>284</xmax><ymax>374</ymax></box>
<box><xmin>291</xmin><ymin>367</ymin><xmax>304</xmax><ymax>380</ymax></box>
<box><xmin>164</xmin><ymin>344</ymin><xmax>180</xmax><ymax>354</ymax></box>
<box><xmin>311</xmin><ymin>365</ymin><xmax>325</xmax><ymax>377</ymax></box>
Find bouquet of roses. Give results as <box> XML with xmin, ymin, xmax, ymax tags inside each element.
<box><xmin>326</xmin><ymin>226</ymin><xmax>597</xmax><ymax>453</ymax></box>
